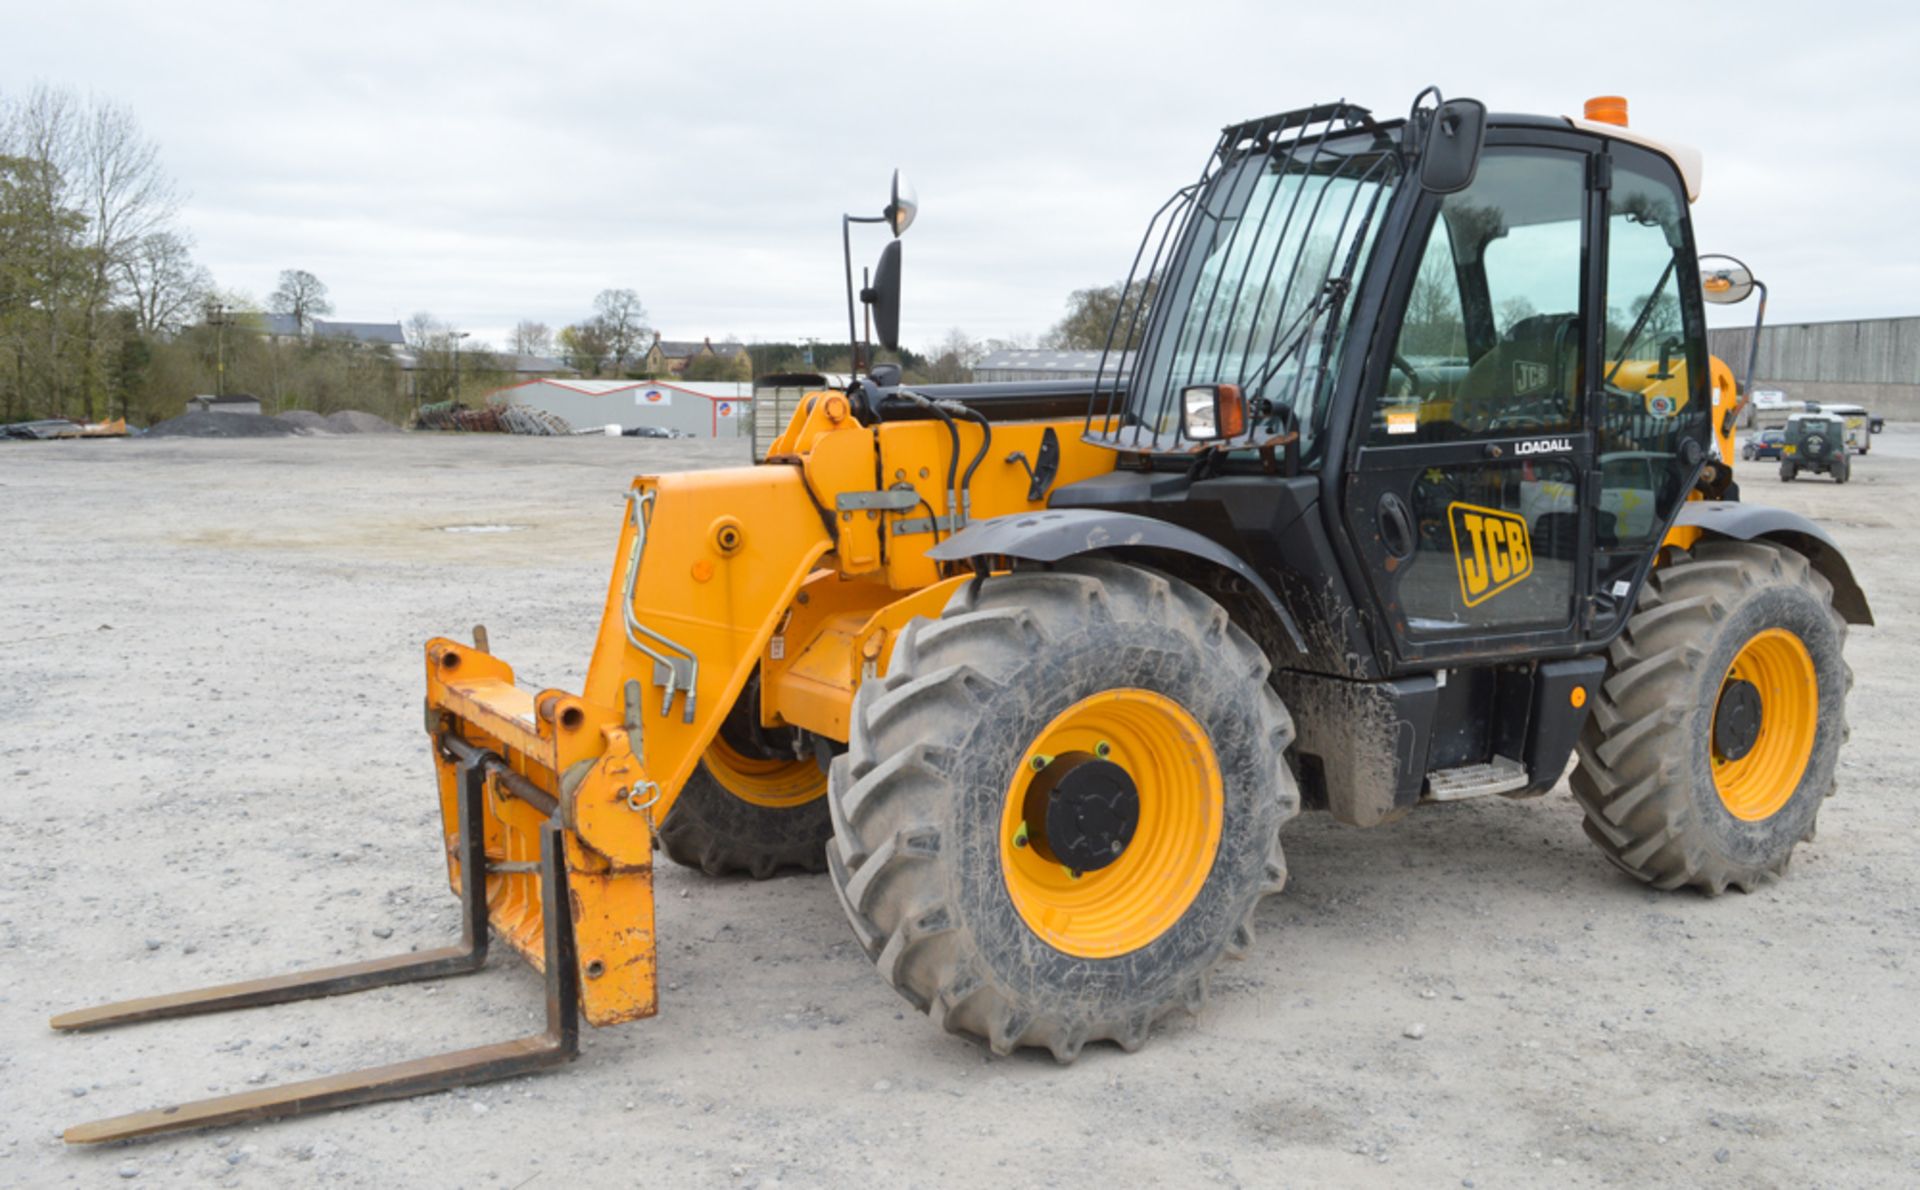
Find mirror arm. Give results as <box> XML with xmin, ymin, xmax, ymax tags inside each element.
<box><xmin>842</xmin><ymin>214</ymin><xmax>887</xmax><ymax>376</ymax></box>
<box><xmin>1741</xmin><ymin>279</ymin><xmax>1769</xmax><ymax>400</ymax></box>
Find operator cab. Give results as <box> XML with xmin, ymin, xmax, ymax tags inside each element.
<box><xmin>1074</xmin><ymin>91</ymin><xmax>1713</xmax><ymax>675</ymax></box>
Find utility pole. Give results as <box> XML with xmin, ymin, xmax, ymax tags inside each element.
<box><xmin>206</xmin><ymin>303</ymin><xmax>231</xmax><ymax>396</ymax></box>
<box><xmin>451</xmin><ymin>330</ymin><xmax>470</xmax><ymax>403</ymax></box>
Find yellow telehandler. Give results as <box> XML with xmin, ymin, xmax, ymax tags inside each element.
<box><xmin>55</xmin><ymin>91</ymin><xmax>1868</xmax><ymax>1143</ymax></box>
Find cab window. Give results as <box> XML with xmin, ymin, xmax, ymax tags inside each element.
<box><xmin>1372</xmin><ymin>150</ymin><xmax>1585</xmax><ymax>445</ymax></box>
<box><xmin>1595</xmin><ymin>150</ymin><xmax>1707</xmax><ymax>548</ymax></box>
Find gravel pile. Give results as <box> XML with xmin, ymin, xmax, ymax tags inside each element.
<box><xmin>278</xmin><ymin>410</ymin><xmax>335</xmax><ymax>433</ymax></box>
<box><xmin>325</xmin><ymin>410</ymin><xmax>399</xmax><ymax>434</ymax></box>
<box><xmin>143</xmin><ymin>412</ymin><xmax>301</xmax><ymax>439</ymax></box>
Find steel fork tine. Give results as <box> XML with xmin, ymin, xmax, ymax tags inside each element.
<box><xmin>55</xmin><ymin>765</ymin><xmax>582</xmax><ymax>1145</ymax></box>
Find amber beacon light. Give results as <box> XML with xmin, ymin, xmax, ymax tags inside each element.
<box><xmin>1584</xmin><ymin>95</ymin><xmax>1629</xmax><ymax>126</ymax></box>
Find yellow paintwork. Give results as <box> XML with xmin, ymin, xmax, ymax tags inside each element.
<box><xmin>1656</xmin><ymin>354</ymin><xmax>1740</xmax><ymax>559</ymax></box>
<box><xmin>425</xmin><ymin>639</ymin><xmax>657</xmax><ymax>1028</ymax></box>
<box><xmin>422</xmin><ymin>391</ymin><xmax>1119</xmax><ymax>1028</ymax></box>
<box><xmin>998</xmin><ymin>689</ymin><xmax>1224</xmax><ymax>959</ymax></box>
<box><xmin>1712</xmin><ymin>628</ymin><xmax>1817</xmax><ymax>821</ymax></box>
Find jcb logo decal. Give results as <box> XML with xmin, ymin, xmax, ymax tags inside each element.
<box><xmin>1449</xmin><ymin>502</ymin><xmax>1533</xmax><ymax>607</ymax></box>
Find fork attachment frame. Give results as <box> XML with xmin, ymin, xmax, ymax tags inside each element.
<box><xmin>51</xmin><ymin>754</ymin><xmax>579</xmax><ymax>1145</ymax></box>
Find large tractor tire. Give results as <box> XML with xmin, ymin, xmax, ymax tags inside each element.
<box><xmin>828</xmin><ymin>559</ymin><xmax>1297</xmax><ymax>1061</ymax></box>
<box><xmin>659</xmin><ymin>673</ymin><xmax>831</xmax><ymax>879</ymax></box>
<box><xmin>1571</xmin><ymin>540</ymin><xmax>1849</xmax><ymax>894</ymax></box>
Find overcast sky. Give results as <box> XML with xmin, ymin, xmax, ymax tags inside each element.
<box><xmin>9</xmin><ymin>2</ymin><xmax>1916</xmax><ymax>353</ymax></box>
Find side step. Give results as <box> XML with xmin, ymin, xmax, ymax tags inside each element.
<box><xmin>1423</xmin><ymin>756</ymin><xmax>1530</xmax><ymax>802</ymax></box>
<box><xmin>51</xmin><ymin>754</ymin><xmax>580</xmax><ymax>1145</ymax></box>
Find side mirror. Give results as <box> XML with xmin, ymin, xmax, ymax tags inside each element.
<box><xmin>1699</xmin><ymin>253</ymin><xmax>1756</xmax><ymax>305</ymax></box>
<box><xmin>1180</xmin><ymin>383</ymin><xmax>1245</xmax><ymax>442</ymax></box>
<box><xmin>863</xmin><ymin>240</ymin><xmax>902</xmax><ymax>351</ymax></box>
<box><xmin>886</xmin><ymin>169</ymin><xmax>917</xmax><ymax>237</ymax></box>
<box><xmin>1419</xmin><ymin>98</ymin><xmax>1487</xmax><ymax>194</ymax></box>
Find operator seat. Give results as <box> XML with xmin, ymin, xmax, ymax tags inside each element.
<box><xmin>1453</xmin><ymin>313</ymin><xmax>1581</xmax><ymax>434</ymax></box>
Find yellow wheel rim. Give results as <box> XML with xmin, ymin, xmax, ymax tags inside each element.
<box><xmin>703</xmin><ymin>736</ymin><xmax>827</xmax><ymax>810</ymax></box>
<box><xmin>999</xmin><ymin>689</ymin><xmax>1223</xmax><ymax>959</ymax></box>
<box><xmin>1711</xmin><ymin>628</ymin><xmax>1817</xmax><ymax>821</ymax></box>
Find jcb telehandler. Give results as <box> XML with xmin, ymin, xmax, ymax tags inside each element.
<box><xmin>56</xmin><ymin>91</ymin><xmax>1869</xmax><ymax>1143</ymax></box>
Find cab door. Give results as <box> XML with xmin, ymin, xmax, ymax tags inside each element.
<box><xmin>1342</xmin><ymin>140</ymin><xmax>1597</xmax><ymax>666</ymax></box>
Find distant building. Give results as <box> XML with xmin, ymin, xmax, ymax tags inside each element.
<box><xmin>1710</xmin><ymin>316</ymin><xmax>1920</xmax><ymax>419</ymax></box>
<box><xmin>643</xmin><ymin>335</ymin><xmax>751</xmax><ymax>377</ymax></box>
<box><xmin>261</xmin><ymin>314</ymin><xmax>407</xmax><ymax>347</ymax></box>
<box><xmin>488</xmin><ymin>378</ymin><xmax>752</xmax><ymax>437</ymax></box>
<box><xmin>973</xmin><ymin>349</ymin><xmax>1133</xmax><ymax>383</ymax></box>
<box><xmin>187</xmin><ymin>394</ymin><xmax>263</xmax><ymax>415</ymax></box>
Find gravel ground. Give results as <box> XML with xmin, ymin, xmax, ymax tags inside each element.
<box><xmin>2</xmin><ymin>430</ymin><xmax>1914</xmax><ymax>1187</ymax></box>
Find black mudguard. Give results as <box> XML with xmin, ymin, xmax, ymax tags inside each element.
<box><xmin>927</xmin><ymin>509</ymin><xmax>1307</xmax><ymax>653</ymax></box>
<box><xmin>1675</xmin><ymin>502</ymin><xmax>1873</xmax><ymax>625</ymax></box>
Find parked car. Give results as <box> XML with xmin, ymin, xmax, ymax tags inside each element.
<box><xmin>1742</xmin><ymin>428</ymin><xmax>1785</xmax><ymax>461</ymax></box>
<box><xmin>623</xmin><ymin>425</ymin><xmax>674</xmax><ymax>439</ymax></box>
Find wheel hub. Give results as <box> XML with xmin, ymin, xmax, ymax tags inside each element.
<box><xmin>998</xmin><ymin>688</ymin><xmax>1224</xmax><ymax>959</ymax></box>
<box><xmin>1713</xmin><ymin>678</ymin><xmax>1763</xmax><ymax>761</ymax></box>
<box><xmin>1026</xmin><ymin>754</ymin><xmax>1140</xmax><ymax>874</ymax></box>
<box><xmin>1711</xmin><ymin>628</ymin><xmax>1818</xmax><ymax>822</ymax></box>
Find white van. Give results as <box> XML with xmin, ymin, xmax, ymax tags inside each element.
<box><xmin>1812</xmin><ymin>403</ymin><xmax>1873</xmax><ymax>454</ymax></box>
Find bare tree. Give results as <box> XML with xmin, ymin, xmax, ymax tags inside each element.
<box><xmin>75</xmin><ymin>99</ymin><xmax>178</xmax><ymax>417</ymax></box>
<box><xmin>924</xmin><ymin>327</ymin><xmax>984</xmax><ymax>383</ymax></box>
<box><xmin>510</xmin><ymin>319</ymin><xmax>553</xmax><ymax>358</ymax></box>
<box><xmin>121</xmin><ymin>231</ymin><xmax>211</xmax><ymax>335</ymax></box>
<box><xmin>270</xmin><ymin>269</ymin><xmax>333</xmax><ymax>332</ymax></box>
<box><xmin>591</xmin><ymin>288</ymin><xmax>650</xmax><ymax>370</ymax></box>
<box><xmin>404</xmin><ymin>310</ymin><xmax>443</xmax><ymax>352</ymax></box>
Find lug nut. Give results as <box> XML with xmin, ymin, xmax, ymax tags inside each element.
<box><xmin>1095</xmin><ymin>741</ymin><xmax>1111</xmax><ymax>758</ymax></box>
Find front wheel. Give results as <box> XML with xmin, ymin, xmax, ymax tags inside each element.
<box><xmin>828</xmin><ymin>559</ymin><xmax>1297</xmax><ymax>1060</ymax></box>
<box><xmin>658</xmin><ymin>673</ymin><xmax>831</xmax><ymax>878</ymax></box>
<box><xmin>1571</xmin><ymin>541</ymin><xmax>1849</xmax><ymax>893</ymax></box>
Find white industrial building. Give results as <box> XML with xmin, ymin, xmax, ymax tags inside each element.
<box><xmin>486</xmin><ymin>379</ymin><xmax>752</xmax><ymax>437</ymax></box>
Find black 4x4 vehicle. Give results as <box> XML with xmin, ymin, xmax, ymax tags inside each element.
<box><xmin>1781</xmin><ymin>412</ymin><xmax>1850</xmax><ymax>483</ymax></box>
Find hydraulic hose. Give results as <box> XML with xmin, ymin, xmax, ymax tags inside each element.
<box><xmin>888</xmin><ymin>390</ymin><xmax>962</xmax><ymax>530</ymax></box>
<box><xmin>937</xmin><ymin>400</ymin><xmax>993</xmax><ymax>527</ymax></box>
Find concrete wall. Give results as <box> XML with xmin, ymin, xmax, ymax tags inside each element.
<box><xmin>1710</xmin><ymin>317</ymin><xmax>1920</xmax><ymax>420</ymax></box>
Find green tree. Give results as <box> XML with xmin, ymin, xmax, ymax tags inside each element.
<box><xmin>558</xmin><ymin>320</ymin><xmax>613</xmax><ymax>376</ymax></box>
<box><xmin>1043</xmin><ymin>279</ymin><xmax>1155</xmax><ymax>351</ymax></box>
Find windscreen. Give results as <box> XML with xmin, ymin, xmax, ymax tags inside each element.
<box><xmin>1087</xmin><ymin>106</ymin><xmax>1401</xmax><ymax>457</ymax></box>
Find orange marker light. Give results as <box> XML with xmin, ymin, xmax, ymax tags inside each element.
<box><xmin>1217</xmin><ymin>384</ymin><xmax>1246</xmax><ymax>438</ymax></box>
<box><xmin>1571</xmin><ymin>686</ymin><xmax>1588</xmax><ymax>709</ymax></box>
<box><xmin>1584</xmin><ymin>96</ymin><xmax>1629</xmax><ymax>127</ymax></box>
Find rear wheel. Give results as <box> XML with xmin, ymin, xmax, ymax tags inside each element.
<box><xmin>1571</xmin><ymin>540</ymin><xmax>1849</xmax><ymax>893</ymax></box>
<box><xmin>828</xmin><ymin>559</ymin><xmax>1296</xmax><ymax>1060</ymax></box>
<box><xmin>1779</xmin><ymin>460</ymin><xmax>1797</xmax><ymax>482</ymax></box>
<box><xmin>658</xmin><ymin>673</ymin><xmax>831</xmax><ymax>878</ymax></box>
<box><xmin>1833</xmin><ymin>454</ymin><xmax>1851</xmax><ymax>484</ymax></box>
